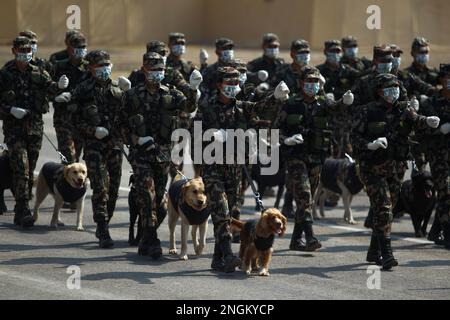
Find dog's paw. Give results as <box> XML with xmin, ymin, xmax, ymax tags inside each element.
<box><xmin>259</xmin><ymin>269</ymin><xmax>270</xmax><ymax>277</ymax></box>
<box><xmin>345</xmin><ymin>218</ymin><xmax>357</xmax><ymax>225</ymax></box>
<box><xmin>76</xmin><ymin>226</ymin><xmax>84</xmax><ymax>231</ymax></box>
<box><xmin>194</xmin><ymin>244</ymin><xmax>205</xmax><ymax>255</ymax></box>
<box><xmin>245</xmin><ymin>270</ymin><xmax>252</xmax><ymax>276</ymax></box>
<box><xmin>179</xmin><ymin>254</ymin><xmax>189</xmax><ymax>261</ymax></box>
<box><xmin>169</xmin><ymin>248</ymin><xmax>178</xmax><ymax>255</ymax></box>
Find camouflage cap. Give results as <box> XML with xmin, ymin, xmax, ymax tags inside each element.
<box><xmin>143</xmin><ymin>52</ymin><xmax>165</xmax><ymax>68</ymax></box>
<box><xmin>375</xmin><ymin>73</ymin><xmax>400</xmax><ymax>89</ymax></box>
<box><xmin>324</xmin><ymin>40</ymin><xmax>342</xmax><ymax>51</ymax></box>
<box><xmin>168</xmin><ymin>32</ymin><xmax>186</xmax><ymax>43</ymax></box>
<box><xmin>291</xmin><ymin>39</ymin><xmax>310</xmax><ymax>52</ymax></box>
<box><xmin>389</xmin><ymin>44</ymin><xmax>404</xmax><ymax>55</ymax></box>
<box><xmin>13</xmin><ymin>36</ymin><xmax>31</xmax><ymax>49</ymax></box>
<box><xmin>300</xmin><ymin>66</ymin><xmax>322</xmax><ymax>81</ymax></box>
<box><xmin>146</xmin><ymin>40</ymin><xmax>168</xmax><ymax>55</ymax></box>
<box><xmin>373</xmin><ymin>45</ymin><xmax>393</xmax><ymax>60</ymax></box>
<box><xmin>262</xmin><ymin>33</ymin><xmax>280</xmax><ymax>46</ymax></box>
<box><xmin>439</xmin><ymin>64</ymin><xmax>450</xmax><ymax>77</ymax></box>
<box><xmin>217</xmin><ymin>66</ymin><xmax>240</xmax><ymax>82</ymax></box>
<box><xmin>19</xmin><ymin>30</ymin><xmax>37</xmax><ymax>41</ymax></box>
<box><xmin>412</xmin><ymin>37</ymin><xmax>430</xmax><ymax>52</ymax></box>
<box><xmin>68</xmin><ymin>33</ymin><xmax>87</xmax><ymax>48</ymax></box>
<box><xmin>86</xmin><ymin>50</ymin><xmax>111</xmax><ymax>65</ymax></box>
<box><xmin>215</xmin><ymin>38</ymin><xmax>234</xmax><ymax>50</ymax></box>
<box><xmin>65</xmin><ymin>29</ymin><xmax>80</xmax><ymax>41</ymax></box>
<box><xmin>341</xmin><ymin>36</ymin><xmax>358</xmax><ymax>47</ymax></box>
<box><xmin>229</xmin><ymin>59</ymin><xmax>247</xmax><ymax>72</ymax></box>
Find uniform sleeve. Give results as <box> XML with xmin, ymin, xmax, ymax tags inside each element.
<box><xmin>171</xmin><ymin>87</ymin><xmax>197</xmax><ymax>114</ymax></box>
<box><xmin>273</xmin><ymin>104</ymin><xmax>290</xmax><ymax>143</ymax></box>
<box><xmin>350</xmin><ymin>106</ymin><xmax>370</xmax><ymax>153</ymax></box>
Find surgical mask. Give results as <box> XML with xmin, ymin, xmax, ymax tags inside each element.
<box><xmin>74</xmin><ymin>48</ymin><xmax>87</xmax><ymax>59</ymax></box>
<box><xmin>171</xmin><ymin>45</ymin><xmax>186</xmax><ymax>56</ymax></box>
<box><xmin>377</xmin><ymin>62</ymin><xmax>392</xmax><ymax>74</ymax></box>
<box><xmin>344</xmin><ymin>47</ymin><xmax>358</xmax><ymax>58</ymax></box>
<box><xmin>95</xmin><ymin>65</ymin><xmax>112</xmax><ymax>81</ymax></box>
<box><xmin>146</xmin><ymin>70</ymin><xmax>165</xmax><ymax>83</ymax></box>
<box><xmin>415</xmin><ymin>54</ymin><xmax>429</xmax><ymax>64</ymax></box>
<box><xmin>392</xmin><ymin>57</ymin><xmax>402</xmax><ymax>70</ymax></box>
<box><xmin>265</xmin><ymin>48</ymin><xmax>279</xmax><ymax>59</ymax></box>
<box><xmin>16</xmin><ymin>52</ymin><xmax>33</xmax><ymax>63</ymax></box>
<box><xmin>295</xmin><ymin>53</ymin><xmax>310</xmax><ymax>66</ymax></box>
<box><xmin>382</xmin><ymin>87</ymin><xmax>400</xmax><ymax>104</ymax></box>
<box><xmin>326</xmin><ymin>52</ymin><xmax>342</xmax><ymax>64</ymax></box>
<box><xmin>239</xmin><ymin>72</ymin><xmax>247</xmax><ymax>86</ymax></box>
<box><xmin>31</xmin><ymin>44</ymin><xmax>38</xmax><ymax>55</ymax></box>
<box><xmin>221</xmin><ymin>50</ymin><xmax>234</xmax><ymax>63</ymax></box>
<box><xmin>303</xmin><ymin>82</ymin><xmax>321</xmax><ymax>96</ymax></box>
<box><xmin>222</xmin><ymin>85</ymin><xmax>241</xmax><ymax>99</ymax></box>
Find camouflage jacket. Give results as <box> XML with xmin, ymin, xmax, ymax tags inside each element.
<box><xmin>316</xmin><ymin>62</ymin><xmax>361</xmax><ymax>99</ymax></box>
<box><xmin>128</xmin><ymin>67</ymin><xmax>190</xmax><ymax>96</ymax></box>
<box><xmin>166</xmin><ymin>55</ymin><xmax>196</xmax><ymax>81</ymax></box>
<box><xmin>341</xmin><ymin>56</ymin><xmax>372</xmax><ymax>74</ymax></box>
<box><xmin>49</xmin><ymin>49</ymin><xmax>70</xmax><ymax>65</ymax></box>
<box><xmin>272</xmin><ymin>63</ymin><xmax>302</xmax><ymax>94</ymax></box>
<box><xmin>200</xmin><ymin>60</ymin><xmax>231</xmax><ymax>100</ymax></box>
<box><xmin>393</xmin><ymin>69</ymin><xmax>434</xmax><ymax>98</ymax></box>
<box><xmin>247</xmin><ymin>56</ymin><xmax>285</xmax><ymax>86</ymax></box>
<box><xmin>405</xmin><ymin>63</ymin><xmax>439</xmax><ymax>87</ymax></box>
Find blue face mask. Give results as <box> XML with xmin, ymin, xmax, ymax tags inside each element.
<box><xmin>95</xmin><ymin>65</ymin><xmax>112</xmax><ymax>81</ymax></box>
<box><xmin>171</xmin><ymin>45</ymin><xmax>186</xmax><ymax>56</ymax></box>
<box><xmin>344</xmin><ymin>47</ymin><xmax>358</xmax><ymax>58</ymax></box>
<box><xmin>221</xmin><ymin>50</ymin><xmax>234</xmax><ymax>63</ymax></box>
<box><xmin>239</xmin><ymin>72</ymin><xmax>247</xmax><ymax>86</ymax></box>
<box><xmin>415</xmin><ymin>54</ymin><xmax>429</xmax><ymax>64</ymax></box>
<box><xmin>326</xmin><ymin>52</ymin><xmax>342</xmax><ymax>64</ymax></box>
<box><xmin>31</xmin><ymin>44</ymin><xmax>38</xmax><ymax>55</ymax></box>
<box><xmin>16</xmin><ymin>52</ymin><xmax>33</xmax><ymax>63</ymax></box>
<box><xmin>222</xmin><ymin>85</ymin><xmax>241</xmax><ymax>99</ymax></box>
<box><xmin>265</xmin><ymin>48</ymin><xmax>279</xmax><ymax>58</ymax></box>
<box><xmin>147</xmin><ymin>70</ymin><xmax>165</xmax><ymax>83</ymax></box>
<box><xmin>303</xmin><ymin>82</ymin><xmax>321</xmax><ymax>96</ymax></box>
<box><xmin>295</xmin><ymin>53</ymin><xmax>310</xmax><ymax>66</ymax></box>
<box><xmin>382</xmin><ymin>86</ymin><xmax>400</xmax><ymax>104</ymax></box>
<box><xmin>74</xmin><ymin>48</ymin><xmax>87</xmax><ymax>59</ymax></box>
<box><xmin>377</xmin><ymin>62</ymin><xmax>393</xmax><ymax>74</ymax></box>
<box><xmin>392</xmin><ymin>57</ymin><xmax>401</xmax><ymax>70</ymax></box>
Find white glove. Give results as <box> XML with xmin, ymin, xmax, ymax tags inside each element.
<box><xmin>189</xmin><ymin>69</ymin><xmax>203</xmax><ymax>90</ymax></box>
<box><xmin>367</xmin><ymin>137</ymin><xmax>388</xmax><ymax>151</ymax></box>
<box><xmin>274</xmin><ymin>81</ymin><xmax>290</xmax><ymax>101</ymax></box>
<box><xmin>213</xmin><ymin>129</ymin><xmax>227</xmax><ymax>143</ymax></box>
<box><xmin>439</xmin><ymin>122</ymin><xmax>450</xmax><ymax>135</ymax></box>
<box><xmin>199</xmin><ymin>49</ymin><xmax>209</xmax><ymax>64</ymax></box>
<box><xmin>58</xmin><ymin>75</ymin><xmax>69</xmax><ymax>89</ymax></box>
<box><xmin>325</xmin><ymin>93</ymin><xmax>335</xmax><ymax>101</ymax></box>
<box><xmin>10</xmin><ymin>107</ymin><xmax>28</xmax><ymax>119</ymax></box>
<box><xmin>55</xmin><ymin>92</ymin><xmax>72</xmax><ymax>103</ymax></box>
<box><xmin>426</xmin><ymin>116</ymin><xmax>440</xmax><ymax>129</ymax></box>
<box><xmin>118</xmin><ymin>76</ymin><xmax>132</xmax><ymax>91</ymax></box>
<box><xmin>138</xmin><ymin>136</ymin><xmax>155</xmax><ymax>147</ymax></box>
<box><xmin>410</xmin><ymin>97</ymin><xmax>419</xmax><ymax>112</ymax></box>
<box><xmin>284</xmin><ymin>134</ymin><xmax>304</xmax><ymax>146</ymax></box>
<box><xmin>95</xmin><ymin>127</ymin><xmax>109</xmax><ymax>140</ymax></box>
<box><xmin>342</xmin><ymin>90</ymin><xmax>354</xmax><ymax>106</ymax></box>
<box><xmin>258</xmin><ymin>70</ymin><xmax>269</xmax><ymax>82</ymax></box>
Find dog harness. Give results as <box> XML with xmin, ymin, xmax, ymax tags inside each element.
<box><xmin>168</xmin><ymin>178</ymin><xmax>210</xmax><ymax>226</ymax></box>
<box><xmin>244</xmin><ymin>220</ymin><xmax>274</xmax><ymax>251</ymax></box>
<box><xmin>321</xmin><ymin>158</ymin><xmax>364</xmax><ymax>195</ymax></box>
<box><xmin>42</xmin><ymin>162</ymin><xmax>87</xmax><ymax>203</ymax></box>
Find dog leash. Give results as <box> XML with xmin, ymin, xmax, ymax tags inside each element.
<box><xmin>42</xmin><ymin>132</ymin><xmax>68</xmax><ymax>164</ymax></box>
<box><xmin>242</xmin><ymin>165</ymin><xmax>265</xmax><ymax>212</ymax></box>
<box><xmin>154</xmin><ymin>147</ymin><xmax>189</xmax><ymax>181</ymax></box>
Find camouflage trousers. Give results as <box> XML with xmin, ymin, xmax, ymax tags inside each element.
<box><xmin>333</xmin><ymin>127</ymin><xmax>352</xmax><ymax>158</ymax></box>
<box><xmin>428</xmin><ymin>149</ymin><xmax>450</xmax><ymax>225</ymax></box>
<box><xmin>202</xmin><ymin>164</ymin><xmax>242</xmax><ymax>242</ymax></box>
<box><xmin>286</xmin><ymin>158</ymin><xmax>321</xmax><ymax>224</ymax></box>
<box><xmin>359</xmin><ymin>160</ymin><xmax>406</xmax><ymax>235</ymax></box>
<box><xmin>6</xmin><ymin>134</ymin><xmax>42</xmax><ymax>207</ymax></box>
<box><xmin>55</xmin><ymin>125</ymin><xmax>84</xmax><ymax>164</ymax></box>
<box><xmin>84</xmin><ymin>146</ymin><xmax>123</xmax><ymax>223</ymax></box>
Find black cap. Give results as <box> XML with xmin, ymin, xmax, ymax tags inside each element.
<box><xmin>262</xmin><ymin>33</ymin><xmax>280</xmax><ymax>46</ymax></box>
<box><xmin>217</xmin><ymin>66</ymin><xmax>240</xmax><ymax>82</ymax></box>
<box><xmin>324</xmin><ymin>40</ymin><xmax>342</xmax><ymax>51</ymax></box>
<box><xmin>389</xmin><ymin>44</ymin><xmax>404</xmax><ymax>55</ymax></box>
<box><xmin>146</xmin><ymin>40</ymin><xmax>167</xmax><ymax>56</ymax></box>
<box><xmin>215</xmin><ymin>38</ymin><xmax>234</xmax><ymax>50</ymax></box>
<box><xmin>342</xmin><ymin>36</ymin><xmax>358</xmax><ymax>47</ymax></box>
<box><xmin>68</xmin><ymin>33</ymin><xmax>87</xmax><ymax>48</ymax></box>
<box><xmin>375</xmin><ymin>73</ymin><xmax>400</xmax><ymax>89</ymax></box>
<box><xmin>86</xmin><ymin>50</ymin><xmax>111</xmax><ymax>65</ymax></box>
<box><xmin>143</xmin><ymin>52</ymin><xmax>165</xmax><ymax>68</ymax></box>
<box><xmin>291</xmin><ymin>39</ymin><xmax>310</xmax><ymax>52</ymax></box>
<box><xmin>412</xmin><ymin>37</ymin><xmax>430</xmax><ymax>52</ymax></box>
<box><xmin>373</xmin><ymin>45</ymin><xmax>393</xmax><ymax>61</ymax></box>
<box><xmin>13</xmin><ymin>36</ymin><xmax>31</xmax><ymax>49</ymax></box>
<box><xmin>300</xmin><ymin>66</ymin><xmax>322</xmax><ymax>81</ymax></box>
<box><xmin>65</xmin><ymin>29</ymin><xmax>80</xmax><ymax>41</ymax></box>
<box><xmin>168</xmin><ymin>33</ymin><xmax>186</xmax><ymax>44</ymax></box>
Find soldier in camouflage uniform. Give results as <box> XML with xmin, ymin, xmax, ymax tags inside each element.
<box><xmin>122</xmin><ymin>52</ymin><xmax>200</xmax><ymax>259</ymax></box>
<box><xmin>351</xmin><ymin>73</ymin><xmax>440</xmax><ymax>269</ymax></box>
<box><xmin>275</xmin><ymin>66</ymin><xmax>355</xmax><ymax>252</ymax></box>
<box><xmin>72</xmin><ymin>50</ymin><xmax>125</xmax><ymax>248</ymax></box>
<box><xmin>19</xmin><ymin>30</ymin><xmax>53</xmax><ymax>74</ymax></box>
<box><xmin>405</xmin><ymin>37</ymin><xmax>439</xmax><ymax>88</ymax></box>
<box><xmin>49</xmin><ymin>30</ymin><xmax>81</xmax><ymax>65</ymax></box>
<box><xmin>0</xmin><ymin>37</ymin><xmax>70</xmax><ymax>228</ymax></box>
<box><xmin>341</xmin><ymin>36</ymin><xmax>372</xmax><ymax>74</ymax></box>
<box><xmin>167</xmin><ymin>33</ymin><xmax>196</xmax><ymax>81</ymax></box>
<box><xmin>417</xmin><ymin>64</ymin><xmax>450</xmax><ymax>249</ymax></box>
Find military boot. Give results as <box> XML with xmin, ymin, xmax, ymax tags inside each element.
<box><xmin>138</xmin><ymin>226</ymin><xmax>162</xmax><ymax>259</ymax></box>
<box><xmin>211</xmin><ymin>242</ymin><xmax>225</xmax><ymax>272</ymax></box>
<box><xmin>14</xmin><ymin>202</ymin><xmax>34</xmax><ymax>228</ymax></box>
<box><xmin>375</xmin><ymin>232</ymin><xmax>398</xmax><ymax>270</ymax></box>
<box><xmin>281</xmin><ymin>192</ymin><xmax>295</xmax><ymax>219</ymax></box>
<box><xmin>366</xmin><ymin>234</ymin><xmax>382</xmax><ymax>265</ymax></box>
<box><xmin>427</xmin><ymin>218</ymin><xmax>444</xmax><ymax>245</ymax></box>
<box><xmin>364</xmin><ymin>208</ymin><xmax>374</xmax><ymax>229</ymax></box>
<box><xmin>97</xmin><ymin>221</ymin><xmax>114</xmax><ymax>249</ymax></box>
<box><xmin>219</xmin><ymin>237</ymin><xmax>241</xmax><ymax>273</ymax></box>
<box><xmin>303</xmin><ymin>221</ymin><xmax>322</xmax><ymax>252</ymax></box>
<box><xmin>289</xmin><ymin>223</ymin><xmax>306</xmax><ymax>251</ymax></box>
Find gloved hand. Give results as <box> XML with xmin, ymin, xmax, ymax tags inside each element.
<box><xmin>118</xmin><ymin>76</ymin><xmax>132</xmax><ymax>91</ymax></box>
<box><xmin>58</xmin><ymin>75</ymin><xmax>69</xmax><ymax>89</ymax></box>
<box><xmin>410</xmin><ymin>97</ymin><xmax>419</xmax><ymax>112</ymax></box>
<box><xmin>213</xmin><ymin>129</ymin><xmax>227</xmax><ymax>143</ymax></box>
<box><xmin>426</xmin><ymin>116</ymin><xmax>440</xmax><ymax>129</ymax></box>
<box><xmin>138</xmin><ymin>136</ymin><xmax>155</xmax><ymax>151</ymax></box>
<box><xmin>342</xmin><ymin>90</ymin><xmax>354</xmax><ymax>106</ymax></box>
<box><xmin>55</xmin><ymin>92</ymin><xmax>72</xmax><ymax>103</ymax></box>
<box><xmin>10</xmin><ymin>107</ymin><xmax>28</xmax><ymax>120</ymax></box>
<box><xmin>274</xmin><ymin>81</ymin><xmax>290</xmax><ymax>101</ymax></box>
<box><xmin>199</xmin><ymin>49</ymin><xmax>209</xmax><ymax>65</ymax></box>
<box><xmin>95</xmin><ymin>127</ymin><xmax>109</xmax><ymax>140</ymax></box>
<box><xmin>284</xmin><ymin>134</ymin><xmax>304</xmax><ymax>146</ymax></box>
<box><xmin>439</xmin><ymin>122</ymin><xmax>450</xmax><ymax>135</ymax></box>
<box><xmin>325</xmin><ymin>93</ymin><xmax>335</xmax><ymax>101</ymax></box>
<box><xmin>258</xmin><ymin>70</ymin><xmax>269</xmax><ymax>82</ymax></box>
<box><xmin>367</xmin><ymin>137</ymin><xmax>388</xmax><ymax>150</ymax></box>
<box><xmin>189</xmin><ymin>69</ymin><xmax>203</xmax><ymax>90</ymax></box>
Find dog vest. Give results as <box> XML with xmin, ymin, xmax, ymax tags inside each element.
<box><xmin>168</xmin><ymin>178</ymin><xmax>210</xmax><ymax>226</ymax></box>
<box><xmin>244</xmin><ymin>220</ymin><xmax>274</xmax><ymax>251</ymax></box>
<box><xmin>42</xmin><ymin>162</ymin><xmax>87</xmax><ymax>203</ymax></box>
<box><xmin>321</xmin><ymin>159</ymin><xmax>363</xmax><ymax>195</ymax></box>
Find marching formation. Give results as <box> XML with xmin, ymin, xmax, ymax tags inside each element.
<box><xmin>0</xmin><ymin>29</ymin><xmax>449</xmax><ymax>275</ymax></box>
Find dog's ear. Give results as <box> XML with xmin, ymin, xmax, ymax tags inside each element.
<box><xmin>180</xmin><ymin>181</ymin><xmax>191</xmax><ymax>201</ymax></box>
<box><xmin>279</xmin><ymin>214</ymin><xmax>288</xmax><ymax>237</ymax></box>
<box><xmin>63</xmin><ymin>164</ymin><xmax>73</xmax><ymax>180</ymax></box>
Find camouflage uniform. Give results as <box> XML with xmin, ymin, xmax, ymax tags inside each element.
<box><xmin>122</xmin><ymin>52</ymin><xmax>198</xmax><ymax>258</ymax></box>
<box><xmin>351</xmin><ymin>74</ymin><xmax>432</xmax><ymax>269</ymax></box>
<box><xmin>73</xmin><ymin>50</ymin><xmax>124</xmax><ymax>248</ymax></box>
<box><xmin>49</xmin><ymin>30</ymin><xmax>81</xmax><ymax>65</ymax></box>
<box><xmin>404</xmin><ymin>37</ymin><xmax>439</xmax><ymax>88</ymax></box>
<box><xmin>19</xmin><ymin>30</ymin><xmax>53</xmax><ymax>74</ymax></box>
<box><xmin>0</xmin><ymin>37</ymin><xmax>61</xmax><ymax>227</ymax></box>
<box><xmin>341</xmin><ymin>36</ymin><xmax>372</xmax><ymax>74</ymax></box>
<box><xmin>52</xmin><ymin>34</ymin><xmax>89</xmax><ymax>164</ymax></box>
<box><xmin>166</xmin><ymin>33</ymin><xmax>196</xmax><ymax>81</ymax></box>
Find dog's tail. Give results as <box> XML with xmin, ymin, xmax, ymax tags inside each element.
<box><xmin>230</xmin><ymin>218</ymin><xmax>245</xmax><ymax>233</ymax></box>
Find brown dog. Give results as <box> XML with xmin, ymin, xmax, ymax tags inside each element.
<box><xmin>231</xmin><ymin>208</ymin><xmax>287</xmax><ymax>276</ymax></box>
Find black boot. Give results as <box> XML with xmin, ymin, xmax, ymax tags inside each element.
<box><xmin>366</xmin><ymin>234</ymin><xmax>382</xmax><ymax>265</ymax></box>
<box><xmin>97</xmin><ymin>221</ymin><xmax>114</xmax><ymax>249</ymax></box>
<box><xmin>211</xmin><ymin>242</ymin><xmax>225</xmax><ymax>272</ymax></box>
<box><xmin>219</xmin><ymin>237</ymin><xmax>241</xmax><ymax>273</ymax></box>
<box><xmin>427</xmin><ymin>218</ymin><xmax>444</xmax><ymax>245</ymax></box>
<box><xmin>375</xmin><ymin>232</ymin><xmax>398</xmax><ymax>270</ymax></box>
<box><xmin>138</xmin><ymin>226</ymin><xmax>162</xmax><ymax>259</ymax></box>
<box><xmin>443</xmin><ymin>224</ymin><xmax>450</xmax><ymax>250</ymax></box>
<box><xmin>282</xmin><ymin>192</ymin><xmax>295</xmax><ymax>219</ymax></box>
<box><xmin>14</xmin><ymin>203</ymin><xmax>33</xmax><ymax>228</ymax></box>
<box><xmin>303</xmin><ymin>221</ymin><xmax>322</xmax><ymax>252</ymax></box>
<box><xmin>364</xmin><ymin>208</ymin><xmax>374</xmax><ymax>229</ymax></box>
<box><xmin>289</xmin><ymin>223</ymin><xmax>306</xmax><ymax>251</ymax></box>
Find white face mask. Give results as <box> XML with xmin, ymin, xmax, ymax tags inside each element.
<box><xmin>222</xmin><ymin>84</ymin><xmax>241</xmax><ymax>99</ymax></box>
<box><xmin>221</xmin><ymin>50</ymin><xmax>234</xmax><ymax>63</ymax></box>
<box><xmin>392</xmin><ymin>57</ymin><xmax>402</xmax><ymax>70</ymax></box>
<box><xmin>95</xmin><ymin>65</ymin><xmax>112</xmax><ymax>81</ymax></box>
<box><xmin>171</xmin><ymin>45</ymin><xmax>186</xmax><ymax>56</ymax></box>
<box><xmin>16</xmin><ymin>52</ymin><xmax>33</xmax><ymax>63</ymax></box>
<box><xmin>265</xmin><ymin>48</ymin><xmax>279</xmax><ymax>59</ymax></box>
<box><xmin>74</xmin><ymin>48</ymin><xmax>87</xmax><ymax>59</ymax></box>
<box><xmin>295</xmin><ymin>53</ymin><xmax>310</xmax><ymax>66</ymax></box>
<box><xmin>239</xmin><ymin>72</ymin><xmax>247</xmax><ymax>86</ymax></box>
<box><xmin>31</xmin><ymin>44</ymin><xmax>38</xmax><ymax>55</ymax></box>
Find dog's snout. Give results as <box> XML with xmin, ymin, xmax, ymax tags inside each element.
<box><xmin>78</xmin><ymin>178</ymin><xmax>84</xmax><ymax>184</ymax></box>
<box><xmin>276</xmin><ymin>221</ymin><xmax>282</xmax><ymax>228</ymax></box>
